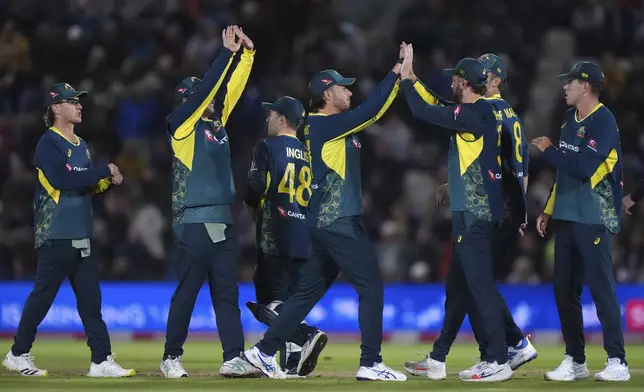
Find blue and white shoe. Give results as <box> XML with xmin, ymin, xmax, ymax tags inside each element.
<box><xmin>357</xmin><ymin>362</ymin><xmax>407</xmax><ymax>381</ymax></box>
<box><xmin>297</xmin><ymin>330</ymin><xmax>327</xmax><ymax>376</ymax></box>
<box><xmin>508</xmin><ymin>335</ymin><xmax>538</xmax><ymax>370</ymax></box>
<box><xmin>242</xmin><ymin>346</ymin><xmax>286</xmax><ymax>379</ymax></box>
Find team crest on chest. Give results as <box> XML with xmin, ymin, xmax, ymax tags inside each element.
<box><xmin>67</xmin><ymin>149</ymin><xmax>72</xmax><ymax>157</ymax></box>
<box><xmin>576</xmin><ymin>126</ymin><xmax>586</xmax><ymax>138</ymax></box>
<box><xmin>213</xmin><ymin>119</ymin><xmax>223</xmax><ymax>132</ymax></box>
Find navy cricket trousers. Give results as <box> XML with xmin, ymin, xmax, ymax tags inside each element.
<box><xmin>431</xmin><ymin>218</ymin><xmax>524</xmax><ymax>362</ymax></box>
<box><xmin>430</xmin><ymin>212</ymin><xmax>508</xmax><ymax>365</ymax></box>
<box><xmin>553</xmin><ymin>221</ymin><xmax>626</xmax><ymax>365</ymax></box>
<box><xmin>253</xmin><ymin>253</ymin><xmax>306</xmax><ymax>306</ymax></box>
<box><xmin>257</xmin><ymin>216</ymin><xmax>384</xmax><ymax>367</ymax></box>
<box><xmin>12</xmin><ymin>240</ymin><xmax>111</xmax><ymax>364</ymax></box>
<box><xmin>164</xmin><ymin>223</ymin><xmax>244</xmax><ymax>362</ymax></box>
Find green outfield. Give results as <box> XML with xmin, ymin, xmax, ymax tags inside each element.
<box><xmin>0</xmin><ymin>340</ymin><xmax>641</xmax><ymax>391</ymax></box>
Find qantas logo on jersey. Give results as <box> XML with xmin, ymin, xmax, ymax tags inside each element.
<box><xmin>66</xmin><ymin>163</ymin><xmax>87</xmax><ymax>172</ymax></box>
<box><xmin>277</xmin><ymin>206</ymin><xmax>305</xmax><ymax>220</ymax></box>
<box><xmin>453</xmin><ymin>105</ymin><xmax>462</xmax><ymax>119</ymax></box>
<box><xmin>352</xmin><ymin>137</ymin><xmax>361</xmax><ymax>148</ymax></box>
<box><xmin>205</xmin><ymin>130</ymin><xmax>216</xmax><ymax>142</ymax></box>
<box><xmin>487</xmin><ymin>169</ymin><xmax>502</xmax><ymax>180</ymax></box>
<box><xmin>205</xmin><ymin>129</ymin><xmax>227</xmax><ymax>144</ymax></box>
<box><xmin>559</xmin><ymin>140</ymin><xmax>579</xmax><ymax>152</ymax></box>
<box><xmin>587</xmin><ymin>138</ymin><xmax>597</xmax><ymax>152</ymax></box>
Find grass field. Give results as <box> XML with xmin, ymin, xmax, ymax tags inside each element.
<box><xmin>0</xmin><ymin>340</ymin><xmax>642</xmax><ymax>391</ymax></box>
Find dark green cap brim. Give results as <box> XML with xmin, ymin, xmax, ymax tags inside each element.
<box><xmin>557</xmin><ymin>73</ymin><xmax>572</xmax><ymax>84</ymax></box>
<box><xmin>261</xmin><ymin>102</ymin><xmax>278</xmax><ymax>112</ymax></box>
<box><xmin>337</xmin><ymin>78</ymin><xmax>356</xmax><ymax>86</ymax></box>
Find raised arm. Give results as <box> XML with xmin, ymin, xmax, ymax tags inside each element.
<box><xmin>220</xmin><ymin>29</ymin><xmax>255</xmax><ymax>126</ymax></box>
<box><xmin>323</xmin><ymin>71</ymin><xmax>400</xmax><ymax>142</ymax></box>
<box><xmin>401</xmin><ymin>78</ymin><xmax>484</xmax><ymax>135</ymax></box>
<box><xmin>169</xmin><ymin>26</ymin><xmax>241</xmax><ymax>138</ymax></box>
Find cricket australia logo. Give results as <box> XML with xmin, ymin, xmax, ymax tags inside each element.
<box><xmin>576</xmin><ymin>126</ymin><xmax>586</xmax><ymax>138</ymax></box>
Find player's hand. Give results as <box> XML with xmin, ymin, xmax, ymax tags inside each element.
<box><xmin>531</xmin><ymin>136</ymin><xmax>553</xmax><ymax>152</ymax></box>
<box><xmin>392</xmin><ymin>42</ymin><xmax>406</xmax><ymax>75</ymax></box>
<box><xmin>623</xmin><ymin>194</ymin><xmax>636</xmax><ymax>215</ymax></box>
<box><xmin>518</xmin><ymin>213</ymin><xmax>528</xmax><ymax>236</ymax></box>
<box><xmin>436</xmin><ymin>183</ymin><xmax>449</xmax><ymax>206</ymax></box>
<box><xmin>107</xmin><ymin>163</ymin><xmax>123</xmax><ymax>185</ymax></box>
<box><xmin>401</xmin><ymin>44</ymin><xmax>416</xmax><ymax>81</ymax></box>
<box><xmin>398</xmin><ymin>41</ymin><xmax>407</xmax><ymax>59</ymax></box>
<box><xmin>222</xmin><ymin>25</ymin><xmax>241</xmax><ymax>52</ymax></box>
<box><xmin>536</xmin><ymin>213</ymin><xmax>550</xmax><ymax>238</ymax></box>
<box><xmin>236</xmin><ymin>27</ymin><xmax>254</xmax><ymax>51</ymax></box>
<box><xmin>518</xmin><ymin>222</ymin><xmax>527</xmax><ymax>237</ymax></box>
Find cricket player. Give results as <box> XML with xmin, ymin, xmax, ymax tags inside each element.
<box><xmin>159</xmin><ymin>26</ymin><xmax>260</xmax><ymax>378</ymax></box>
<box><xmin>533</xmin><ymin>61</ymin><xmax>630</xmax><ymax>382</ymax></box>
<box><xmin>244</xmin><ymin>95</ymin><xmax>325</xmax><ymax>377</ymax></box>
<box><xmin>243</xmin><ymin>44</ymin><xmax>408</xmax><ymax>381</ymax></box>
<box><xmin>399</xmin><ymin>45</ymin><xmax>513</xmax><ymax>382</ymax></box>
<box><xmin>405</xmin><ymin>53</ymin><xmax>537</xmax><ymax>380</ymax></box>
<box><xmin>2</xmin><ymin>83</ymin><xmax>134</xmax><ymax>377</ymax></box>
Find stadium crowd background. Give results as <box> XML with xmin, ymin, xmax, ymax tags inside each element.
<box><xmin>0</xmin><ymin>0</ymin><xmax>643</xmax><ymax>284</ymax></box>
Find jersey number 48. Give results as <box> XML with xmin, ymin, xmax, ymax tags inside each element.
<box><xmin>278</xmin><ymin>163</ymin><xmax>312</xmax><ymax>207</ymax></box>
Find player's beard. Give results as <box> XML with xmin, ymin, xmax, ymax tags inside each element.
<box><xmin>203</xmin><ymin>101</ymin><xmax>215</xmax><ymax>117</ymax></box>
<box><xmin>452</xmin><ymin>85</ymin><xmax>464</xmax><ymax>103</ymax></box>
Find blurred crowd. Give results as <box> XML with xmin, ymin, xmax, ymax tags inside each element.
<box><xmin>1</xmin><ymin>0</ymin><xmax>644</xmax><ymax>283</ymax></box>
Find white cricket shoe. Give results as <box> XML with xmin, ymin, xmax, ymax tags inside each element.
<box><xmin>544</xmin><ymin>355</ymin><xmax>589</xmax><ymax>381</ymax></box>
<box><xmin>462</xmin><ymin>361</ymin><xmax>512</xmax><ymax>382</ymax></box>
<box><xmin>2</xmin><ymin>351</ymin><xmax>48</xmax><ymax>376</ymax></box>
<box><xmin>88</xmin><ymin>354</ymin><xmax>135</xmax><ymax>377</ymax></box>
<box><xmin>356</xmin><ymin>362</ymin><xmax>407</xmax><ymax>381</ymax></box>
<box><xmin>458</xmin><ymin>359</ymin><xmax>486</xmax><ymax>379</ymax></box>
<box><xmin>594</xmin><ymin>358</ymin><xmax>630</xmax><ymax>382</ymax></box>
<box><xmin>219</xmin><ymin>355</ymin><xmax>263</xmax><ymax>378</ymax></box>
<box><xmin>403</xmin><ymin>355</ymin><xmax>446</xmax><ymax>380</ymax></box>
<box><xmin>508</xmin><ymin>335</ymin><xmax>538</xmax><ymax>370</ymax></box>
<box><xmin>242</xmin><ymin>346</ymin><xmax>286</xmax><ymax>379</ymax></box>
<box><xmin>285</xmin><ymin>368</ymin><xmax>306</xmax><ymax>379</ymax></box>
<box><xmin>160</xmin><ymin>355</ymin><xmax>188</xmax><ymax>378</ymax></box>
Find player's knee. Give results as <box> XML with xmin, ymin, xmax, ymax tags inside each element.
<box><xmin>29</xmin><ymin>282</ymin><xmax>58</xmax><ymax>300</ymax></box>
<box><xmin>553</xmin><ymin>283</ymin><xmax>575</xmax><ymax>300</ymax></box>
<box><xmin>357</xmin><ymin>284</ymin><xmax>383</xmax><ymax>303</ymax></box>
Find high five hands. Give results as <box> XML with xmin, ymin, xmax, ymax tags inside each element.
<box><xmin>222</xmin><ymin>25</ymin><xmax>254</xmax><ymax>52</ymax></box>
